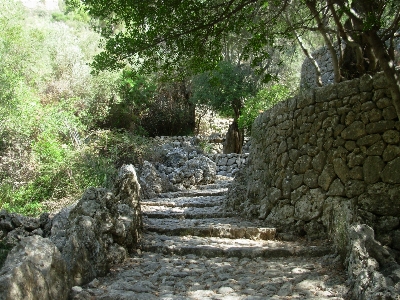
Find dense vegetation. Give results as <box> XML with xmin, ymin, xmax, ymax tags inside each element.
<box><xmin>0</xmin><ymin>1</ymin><xmax>165</xmax><ymax>215</ymax></box>
<box><xmin>2</xmin><ymin>0</ymin><xmax>398</xmax><ymax>215</ymax></box>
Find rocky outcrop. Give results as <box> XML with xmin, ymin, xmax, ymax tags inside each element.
<box><xmin>0</xmin><ymin>235</ymin><xmax>69</xmax><ymax>300</ymax></box>
<box><xmin>347</xmin><ymin>224</ymin><xmax>400</xmax><ymax>299</ymax></box>
<box><xmin>0</xmin><ymin>165</ymin><xmax>142</xmax><ymax>299</ymax></box>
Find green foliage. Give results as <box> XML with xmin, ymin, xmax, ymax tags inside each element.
<box><xmin>0</xmin><ymin>0</ymin><xmax>143</xmax><ymax>216</ymax></box>
<box><xmin>78</xmin><ymin>0</ymin><xmax>291</xmax><ymax>78</ymax></box>
<box><xmin>102</xmin><ymin>70</ymin><xmax>156</xmax><ymax>131</ymax></box>
<box><xmin>238</xmin><ymin>84</ymin><xmax>291</xmax><ymax>133</ymax></box>
<box><xmin>191</xmin><ymin>61</ymin><xmax>259</xmax><ymax>120</ymax></box>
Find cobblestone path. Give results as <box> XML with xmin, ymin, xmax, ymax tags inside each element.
<box><xmin>73</xmin><ymin>177</ymin><xmax>349</xmax><ymax>300</ymax></box>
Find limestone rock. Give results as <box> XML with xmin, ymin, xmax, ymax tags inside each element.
<box><xmin>318</xmin><ymin>164</ymin><xmax>336</xmax><ymax>191</ymax></box>
<box><xmin>347</xmin><ymin>224</ymin><xmax>400</xmax><ymax>299</ymax></box>
<box><xmin>363</xmin><ymin>156</ymin><xmax>385</xmax><ymax>184</ymax></box>
<box><xmin>341</xmin><ymin>121</ymin><xmax>366</xmax><ymax>140</ymax></box>
<box><xmin>139</xmin><ymin>161</ymin><xmax>171</xmax><ymax>198</ymax></box>
<box><xmin>294</xmin><ymin>189</ymin><xmax>325</xmax><ymax>221</ymax></box>
<box><xmin>294</xmin><ymin>155</ymin><xmax>311</xmax><ymax>174</ymax></box>
<box><xmin>0</xmin><ymin>235</ymin><xmax>69</xmax><ymax>300</ymax></box>
<box><xmin>265</xmin><ymin>204</ymin><xmax>295</xmax><ymax>226</ymax></box>
<box><xmin>381</xmin><ymin>157</ymin><xmax>400</xmax><ymax>184</ymax></box>
<box><xmin>51</xmin><ymin>165</ymin><xmax>143</xmax><ymax>287</ymax></box>
<box><xmin>326</xmin><ymin>178</ymin><xmax>345</xmax><ymax>196</ymax></box>
<box><xmin>358</xmin><ymin>183</ymin><xmax>400</xmax><ymax>216</ymax></box>
<box><xmin>259</xmin><ymin>188</ymin><xmax>281</xmax><ymax>219</ymax></box>
<box><xmin>333</xmin><ymin>158</ymin><xmax>349</xmax><ymax>183</ymax></box>
<box><xmin>164</xmin><ymin>147</ymin><xmax>188</xmax><ymax>167</ymax></box>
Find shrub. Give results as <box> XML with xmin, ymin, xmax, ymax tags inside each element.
<box><xmin>238</xmin><ymin>84</ymin><xmax>291</xmax><ymax>133</ymax></box>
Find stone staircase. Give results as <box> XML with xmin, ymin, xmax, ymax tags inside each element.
<box><xmin>72</xmin><ymin>177</ymin><xmax>349</xmax><ymax>299</ymax></box>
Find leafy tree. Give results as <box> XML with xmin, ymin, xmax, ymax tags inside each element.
<box><xmin>76</xmin><ymin>0</ymin><xmax>400</xmax><ymax>119</ymax></box>
<box><xmin>191</xmin><ymin>61</ymin><xmax>258</xmax><ymax>153</ymax></box>
<box><xmin>68</xmin><ymin>0</ymin><xmax>290</xmax><ymax>77</ymax></box>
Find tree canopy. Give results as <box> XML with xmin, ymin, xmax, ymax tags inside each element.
<box><xmin>68</xmin><ymin>0</ymin><xmax>290</xmax><ymax>77</ymax></box>
<box><xmin>74</xmin><ymin>0</ymin><xmax>400</xmax><ymax>117</ymax></box>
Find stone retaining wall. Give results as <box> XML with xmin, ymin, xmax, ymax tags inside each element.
<box><xmin>207</xmin><ymin>153</ymin><xmax>249</xmax><ymax>177</ymax></box>
<box><xmin>155</xmin><ymin>135</ymin><xmax>251</xmax><ymax>155</ymax></box>
<box><xmin>300</xmin><ymin>40</ymin><xmax>400</xmax><ymax>90</ymax></box>
<box><xmin>300</xmin><ymin>45</ymin><xmax>338</xmax><ymax>89</ymax></box>
<box><xmin>227</xmin><ymin>72</ymin><xmax>400</xmax><ymax>248</ymax></box>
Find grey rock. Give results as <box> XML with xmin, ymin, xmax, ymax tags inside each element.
<box><xmin>0</xmin><ymin>236</ymin><xmax>69</xmax><ymax>300</ymax></box>
<box><xmin>376</xmin><ymin>216</ymin><xmax>399</xmax><ymax>233</ymax></box>
<box><xmin>164</xmin><ymin>148</ymin><xmax>188</xmax><ymax>167</ymax></box>
<box><xmin>363</xmin><ymin>156</ymin><xmax>385</xmax><ymax>184</ymax></box>
<box><xmin>383</xmin><ymin>145</ymin><xmax>400</xmax><ymax>161</ymax></box>
<box><xmin>358</xmin><ymin>183</ymin><xmax>400</xmax><ymax>216</ymax></box>
<box><xmin>341</xmin><ymin>121</ymin><xmax>366</xmax><ymax>140</ymax></box>
<box><xmin>326</xmin><ymin>179</ymin><xmax>345</xmax><ymax>196</ymax></box>
<box><xmin>333</xmin><ymin>158</ymin><xmax>350</xmax><ymax>183</ymax></box>
<box><xmin>357</xmin><ymin>134</ymin><xmax>381</xmax><ymax>146</ymax></box>
<box><xmin>366</xmin><ymin>120</ymin><xmax>395</xmax><ymax>134</ymax></box>
<box><xmin>360</xmin><ymin>74</ymin><xmax>373</xmax><ymax>92</ymax></box>
<box><xmin>312</xmin><ymin>152</ymin><xmax>327</xmax><ymax>172</ymax></box>
<box><xmin>349</xmin><ymin>166</ymin><xmax>363</xmax><ymax>180</ymax></box>
<box><xmin>345</xmin><ymin>180</ymin><xmax>366</xmax><ymax>198</ymax></box>
<box><xmin>140</xmin><ymin>161</ymin><xmax>168</xmax><ymax>198</ymax></box>
<box><xmin>294</xmin><ymin>189</ymin><xmax>325</xmax><ymax>221</ymax></box>
<box><xmin>366</xmin><ymin>140</ymin><xmax>386</xmax><ymax>156</ymax></box>
<box><xmin>265</xmin><ymin>204</ymin><xmax>295</xmax><ymax>226</ymax></box>
<box><xmin>318</xmin><ymin>164</ymin><xmax>336</xmax><ymax>191</ymax></box>
<box><xmin>348</xmin><ymin>151</ymin><xmax>365</xmax><ymax>167</ymax></box>
<box><xmin>381</xmin><ymin>157</ymin><xmax>400</xmax><ymax>184</ymax></box>
<box><xmin>294</xmin><ymin>155</ymin><xmax>312</xmax><ymax>174</ymax></box>
<box><xmin>347</xmin><ymin>224</ymin><xmax>400</xmax><ymax>300</ymax></box>
<box><xmin>303</xmin><ymin>170</ymin><xmax>319</xmax><ymax>188</ymax></box>
<box><xmin>382</xmin><ymin>130</ymin><xmax>400</xmax><ymax>144</ymax></box>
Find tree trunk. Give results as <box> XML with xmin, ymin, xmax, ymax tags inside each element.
<box><xmin>294</xmin><ymin>30</ymin><xmax>323</xmax><ymax>87</ymax></box>
<box><xmin>284</xmin><ymin>12</ymin><xmax>322</xmax><ymax>87</ymax></box>
<box><xmin>366</xmin><ymin>31</ymin><xmax>400</xmax><ymax>120</ymax></box>
<box><xmin>223</xmin><ymin>120</ymin><xmax>244</xmax><ymax>154</ymax></box>
<box><xmin>305</xmin><ymin>0</ymin><xmax>342</xmax><ymax>83</ymax></box>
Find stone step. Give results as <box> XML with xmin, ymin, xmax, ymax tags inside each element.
<box><xmin>157</xmin><ymin>188</ymin><xmax>227</xmax><ymax>199</ymax></box>
<box><xmin>142</xmin><ymin>233</ymin><xmax>333</xmax><ymax>259</ymax></box>
<box><xmin>142</xmin><ymin>195</ymin><xmax>225</xmax><ymax>208</ymax></box>
<box><xmin>144</xmin><ymin>217</ymin><xmax>275</xmax><ymax>240</ymax></box>
<box><xmin>194</xmin><ymin>180</ymin><xmax>233</xmax><ymax>190</ymax></box>
<box><xmin>142</xmin><ymin>205</ymin><xmax>233</xmax><ymax>219</ymax></box>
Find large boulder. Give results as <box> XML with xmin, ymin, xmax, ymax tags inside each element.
<box><xmin>139</xmin><ymin>161</ymin><xmax>175</xmax><ymax>199</ymax></box>
<box><xmin>0</xmin><ymin>235</ymin><xmax>69</xmax><ymax>300</ymax></box>
<box><xmin>0</xmin><ymin>164</ymin><xmax>143</xmax><ymax>299</ymax></box>
<box><xmin>347</xmin><ymin>224</ymin><xmax>400</xmax><ymax>299</ymax></box>
<box><xmin>59</xmin><ymin>165</ymin><xmax>142</xmax><ymax>286</ymax></box>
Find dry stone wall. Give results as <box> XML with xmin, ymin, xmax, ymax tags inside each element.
<box><xmin>300</xmin><ymin>40</ymin><xmax>400</xmax><ymax>89</ymax></box>
<box><xmin>227</xmin><ymin>72</ymin><xmax>400</xmax><ymax>248</ymax></box>
<box><xmin>152</xmin><ymin>135</ymin><xmax>251</xmax><ymax>178</ymax></box>
<box><xmin>300</xmin><ymin>45</ymin><xmax>338</xmax><ymax>89</ymax></box>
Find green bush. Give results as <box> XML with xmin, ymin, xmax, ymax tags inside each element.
<box><xmin>238</xmin><ymin>84</ymin><xmax>291</xmax><ymax>133</ymax></box>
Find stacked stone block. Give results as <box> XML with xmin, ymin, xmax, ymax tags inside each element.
<box><xmin>207</xmin><ymin>153</ymin><xmax>249</xmax><ymax>177</ymax></box>
<box><xmin>229</xmin><ymin>72</ymin><xmax>400</xmax><ymax>249</ymax></box>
